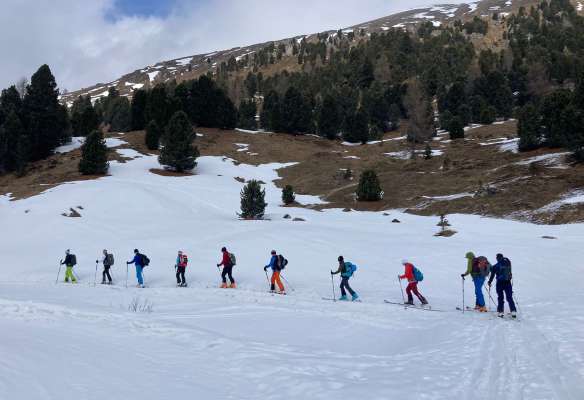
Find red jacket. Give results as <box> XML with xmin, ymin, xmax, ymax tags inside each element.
<box><xmin>218</xmin><ymin>251</ymin><xmax>231</xmax><ymax>267</ymax></box>
<box><xmin>399</xmin><ymin>263</ymin><xmax>416</xmax><ymax>282</ymax></box>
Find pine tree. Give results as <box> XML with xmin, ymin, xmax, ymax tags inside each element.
<box><xmin>281</xmin><ymin>87</ymin><xmax>311</xmax><ymax>134</ymax></box>
<box><xmin>240</xmin><ymin>179</ymin><xmax>267</xmax><ymax>219</ymax></box>
<box><xmin>282</xmin><ymin>185</ymin><xmax>295</xmax><ymax>205</ymax></box>
<box><xmin>158</xmin><ymin>111</ymin><xmax>199</xmax><ymax>172</ymax></box>
<box><xmin>518</xmin><ymin>103</ymin><xmax>541</xmax><ymax>151</ymax></box>
<box><xmin>108</xmin><ymin>97</ymin><xmax>131</xmax><ymax>132</ymax></box>
<box><xmin>146</xmin><ymin>84</ymin><xmax>170</xmax><ymax>127</ymax></box>
<box><xmin>1</xmin><ymin>111</ymin><xmax>28</xmax><ymax>174</ymax></box>
<box><xmin>131</xmin><ymin>89</ymin><xmax>148</xmax><ymax>130</ymax></box>
<box><xmin>448</xmin><ymin>117</ymin><xmax>465</xmax><ymax>139</ymax></box>
<box><xmin>145</xmin><ymin>120</ymin><xmax>162</xmax><ymax>150</ymax></box>
<box><xmin>238</xmin><ymin>99</ymin><xmax>257</xmax><ymax>130</ymax></box>
<box><xmin>343</xmin><ymin>109</ymin><xmax>369</xmax><ymax>144</ymax></box>
<box><xmin>70</xmin><ymin>96</ymin><xmax>98</xmax><ymax>136</ymax></box>
<box><xmin>405</xmin><ymin>79</ymin><xmax>434</xmax><ymax>143</ymax></box>
<box><xmin>317</xmin><ymin>94</ymin><xmax>340</xmax><ymax>139</ymax></box>
<box><xmin>356</xmin><ymin>170</ymin><xmax>383</xmax><ymax>201</ymax></box>
<box><xmin>79</xmin><ymin>130</ymin><xmax>109</xmax><ymax>175</ymax></box>
<box><xmin>260</xmin><ymin>90</ymin><xmax>282</xmax><ymax>131</ymax></box>
<box><xmin>24</xmin><ymin>64</ymin><xmax>69</xmax><ymax>161</ymax></box>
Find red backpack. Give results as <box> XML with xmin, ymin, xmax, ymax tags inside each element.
<box><xmin>179</xmin><ymin>254</ymin><xmax>188</xmax><ymax>267</ymax></box>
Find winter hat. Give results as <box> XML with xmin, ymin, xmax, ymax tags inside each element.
<box><xmin>221</xmin><ymin>247</ymin><xmax>227</xmax><ymax>252</ymax></box>
<box><xmin>66</xmin><ymin>249</ymin><xmax>70</xmax><ymax>254</ymax></box>
<box><xmin>103</xmin><ymin>249</ymin><xmax>108</xmax><ymax>253</ymax></box>
<box><xmin>401</xmin><ymin>259</ymin><xmax>409</xmax><ymax>265</ymax></box>
<box><xmin>178</xmin><ymin>250</ymin><xmax>183</xmax><ymax>255</ymax></box>
<box><xmin>338</xmin><ymin>256</ymin><xmax>344</xmax><ymax>262</ymax></box>
<box><xmin>496</xmin><ymin>253</ymin><xmax>503</xmax><ymax>261</ymax></box>
<box><xmin>134</xmin><ymin>249</ymin><xmax>139</xmax><ymax>253</ymax></box>
<box><xmin>465</xmin><ymin>252</ymin><xmax>475</xmax><ymax>259</ymax></box>
<box><xmin>271</xmin><ymin>250</ymin><xmax>276</xmax><ymax>255</ymax></box>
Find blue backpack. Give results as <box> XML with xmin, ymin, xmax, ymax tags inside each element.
<box><xmin>342</xmin><ymin>262</ymin><xmax>357</xmax><ymax>278</ymax></box>
<box><xmin>413</xmin><ymin>266</ymin><xmax>424</xmax><ymax>282</ymax></box>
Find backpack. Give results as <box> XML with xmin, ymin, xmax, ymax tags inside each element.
<box><xmin>413</xmin><ymin>266</ymin><xmax>424</xmax><ymax>282</ymax></box>
<box><xmin>499</xmin><ymin>258</ymin><xmax>512</xmax><ymax>281</ymax></box>
<box><xmin>278</xmin><ymin>255</ymin><xmax>288</xmax><ymax>270</ymax></box>
<box><xmin>229</xmin><ymin>253</ymin><xmax>236</xmax><ymax>266</ymax></box>
<box><xmin>105</xmin><ymin>253</ymin><xmax>114</xmax><ymax>266</ymax></box>
<box><xmin>181</xmin><ymin>254</ymin><xmax>188</xmax><ymax>266</ymax></box>
<box><xmin>342</xmin><ymin>262</ymin><xmax>357</xmax><ymax>278</ymax></box>
<box><xmin>473</xmin><ymin>256</ymin><xmax>490</xmax><ymax>278</ymax></box>
<box><xmin>70</xmin><ymin>254</ymin><xmax>77</xmax><ymax>266</ymax></box>
<box><xmin>140</xmin><ymin>254</ymin><xmax>150</xmax><ymax>267</ymax></box>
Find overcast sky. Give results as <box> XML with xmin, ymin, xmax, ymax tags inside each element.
<box><xmin>0</xmin><ymin>0</ymin><xmax>466</xmax><ymax>92</ymax></box>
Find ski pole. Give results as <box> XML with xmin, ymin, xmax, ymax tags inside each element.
<box><xmin>511</xmin><ymin>278</ymin><xmax>521</xmax><ymax>315</ymax></box>
<box><xmin>55</xmin><ymin>261</ymin><xmax>62</xmax><ymax>284</ymax></box>
<box><xmin>125</xmin><ymin>263</ymin><xmax>129</xmax><ymax>288</ymax></box>
<box><xmin>462</xmin><ymin>276</ymin><xmax>465</xmax><ymax>313</ymax></box>
<box><xmin>94</xmin><ymin>260</ymin><xmax>98</xmax><ymax>287</ymax></box>
<box><xmin>330</xmin><ymin>273</ymin><xmax>336</xmax><ymax>302</ymax></box>
<box><xmin>398</xmin><ymin>275</ymin><xmax>405</xmax><ymax>306</ymax></box>
<box><xmin>487</xmin><ymin>284</ymin><xmax>496</xmax><ymax>311</ymax></box>
<box><xmin>281</xmin><ymin>273</ymin><xmax>294</xmax><ymax>292</ymax></box>
<box><xmin>264</xmin><ymin>269</ymin><xmax>270</xmax><ymax>289</ymax></box>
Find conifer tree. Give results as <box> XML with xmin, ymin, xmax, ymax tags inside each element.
<box><xmin>281</xmin><ymin>87</ymin><xmax>311</xmax><ymax>134</ymax></box>
<box><xmin>70</xmin><ymin>96</ymin><xmax>98</xmax><ymax>136</ymax></box>
<box><xmin>405</xmin><ymin>79</ymin><xmax>434</xmax><ymax>143</ymax></box>
<box><xmin>356</xmin><ymin>170</ymin><xmax>383</xmax><ymax>201</ymax></box>
<box><xmin>424</xmin><ymin>143</ymin><xmax>433</xmax><ymax>160</ymax></box>
<box><xmin>158</xmin><ymin>111</ymin><xmax>199</xmax><ymax>172</ymax></box>
<box><xmin>146</xmin><ymin>84</ymin><xmax>170</xmax><ymax>127</ymax></box>
<box><xmin>343</xmin><ymin>109</ymin><xmax>369</xmax><ymax>144</ymax></box>
<box><xmin>448</xmin><ymin>117</ymin><xmax>465</xmax><ymax>139</ymax></box>
<box><xmin>282</xmin><ymin>185</ymin><xmax>295</xmax><ymax>205</ymax></box>
<box><xmin>238</xmin><ymin>99</ymin><xmax>257</xmax><ymax>130</ymax></box>
<box><xmin>317</xmin><ymin>94</ymin><xmax>340</xmax><ymax>139</ymax></box>
<box><xmin>108</xmin><ymin>97</ymin><xmax>131</xmax><ymax>132</ymax></box>
<box><xmin>240</xmin><ymin>179</ymin><xmax>267</xmax><ymax>219</ymax></box>
<box><xmin>131</xmin><ymin>89</ymin><xmax>148</xmax><ymax>130</ymax></box>
<box><xmin>1</xmin><ymin>111</ymin><xmax>28</xmax><ymax>174</ymax></box>
<box><xmin>260</xmin><ymin>90</ymin><xmax>282</xmax><ymax>131</ymax></box>
<box><xmin>518</xmin><ymin>103</ymin><xmax>542</xmax><ymax>151</ymax></box>
<box><xmin>24</xmin><ymin>64</ymin><xmax>69</xmax><ymax>161</ymax></box>
<box><xmin>145</xmin><ymin>120</ymin><xmax>162</xmax><ymax>150</ymax></box>
<box><xmin>79</xmin><ymin>130</ymin><xmax>109</xmax><ymax>175</ymax></box>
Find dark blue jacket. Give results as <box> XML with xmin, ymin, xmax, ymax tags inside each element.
<box><xmin>265</xmin><ymin>255</ymin><xmax>280</xmax><ymax>271</ymax></box>
<box><xmin>489</xmin><ymin>258</ymin><xmax>512</xmax><ymax>284</ymax></box>
<box><xmin>128</xmin><ymin>254</ymin><xmax>143</xmax><ymax>267</ymax></box>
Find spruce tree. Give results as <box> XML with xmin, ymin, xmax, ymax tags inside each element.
<box><xmin>145</xmin><ymin>120</ymin><xmax>162</xmax><ymax>150</ymax></box>
<box><xmin>356</xmin><ymin>170</ymin><xmax>383</xmax><ymax>201</ymax></box>
<box><xmin>24</xmin><ymin>64</ymin><xmax>69</xmax><ymax>161</ymax></box>
<box><xmin>146</xmin><ymin>84</ymin><xmax>170</xmax><ymax>127</ymax></box>
<box><xmin>240</xmin><ymin>179</ymin><xmax>267</xmax><ymax>219</ymax></box>
<box><xmin>79</xmin><ymin>130</ymin><xmax>109</xmax><ymax>175</ymax></box>
<box><xmin>238</xmin><ymin>99</ymin><xmax>257</xmax><ymax>130</ymax></box>
<box><xmin>448</xmin><ymin>117</ymin><xmax>465</xmax><ymax>139</ymax></box>
<box><xmin>343</xmin><ymin>109</ymin><xmax>369</xmax><ymax>144</ymax></box>
<box><xmin>109</xmin><ymin>97</ymin><xmax>131</xmax><ymax>132</ymax></box>
<box><xmin>158</xmin><ymin>111</ymin><xmax>199</xmax><ymax>172</ymax></box>
<box><xmin>260</xmin><ymin>90</ymin><xmax>282</xmax><ymax>131</ymax></box>
<box><xmin>317</xmin><ymin>94</ymin><xmax>340</xmax><ymax>139</ymax></box>
<box><xmin>282</xmin><ymin>185</ymin><xmax>295</xmax><ymax>205</ymax></box>
<box><xmin>281</xmin><ymin>87</ymin><xmax>311</xmax><ymax>134</ymax></box>
<box><xmin>70</xmin><ymin>96</ymin><xmax>98</xmax><ymax>136</ymax></box>
<box><xmin>131</xmin><ymin>89</ymin><xmax>148</xmax><ymax>130</ymax></box>
<box><xmin>518</xmin><ymin>103</ymin><xmax>541</xmax><ymax>151</ymax></box>
<box><xmin>1</xmin><ymin>111</ymin><xmax>28</xmax><ymax>174</ymax></box>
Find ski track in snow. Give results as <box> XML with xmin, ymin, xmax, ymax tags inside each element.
<box><xmin>1</xmin><ymin>151</ymin><xmax>584</xmax><ymax>399</ymax></box>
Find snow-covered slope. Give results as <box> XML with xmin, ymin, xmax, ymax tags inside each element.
<box><xmin>1</xmin><ymin>142</ymin><xmax>584</xmax><ymax>399</ymax></box>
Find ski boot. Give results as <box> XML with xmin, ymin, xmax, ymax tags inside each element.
<box><xmin>510</xmin><ymin>311</ymin><xmax>517</xmax><ymax>319</ymax></box>
<box><xmin>101</xmin><ymin>280</ymin><xmax>106</xmax><ymax>285</ymax></box>
<box><xmin>479</xmin><ymin>306</ymin><xmax>488</xmax><ymax>313</ymax></box>
<box><xmin>220</xmin><ymin>282</ymin><xmax>228</xmax><ymax>288</ymax></box>
<box><xmin>498</xmin><ymin>312</ymin><xmax>505</xmax><ymax>318</ymax></box>
<box><xmin>229</xmin><ymin>282</ymin><xmax>237</xmax><ymax>289</ymax></box>
<box><xmin>420</xmin><ymin>297</ymin><xmax>428</xmax><ymax>305</ymax></box>
<box><xmin>339</xmin><ymin>295</ymin><xmax>348</xmax><ymax>301</ymax></box>
<box><xmin>352</xmin><ymin>293</ymin><xmax>360</xmax><ymax>302</ymax></box>
<box><xmin>404</xmin><ymin>300</ymin><xmax>414</xmax><ymax>305</ymax></box>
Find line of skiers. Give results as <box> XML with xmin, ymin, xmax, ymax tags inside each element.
<box><xmin>58</xmin><ymin>248</ymin><xmax>517</xmax><ymax>317</ymax></box>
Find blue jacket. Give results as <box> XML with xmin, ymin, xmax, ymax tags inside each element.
<box><xmin>128</xmin><ymin>254</ymin><xmax>143</xmax><ymax>267</ymax></box>
<box><xmin>488</xmin><ymin>258</ymin><xmax>512</xmax><ymax>284</ymax></box>
<box><xmin>265</xmin><ymin>255</ymin><xmax>280</xmax><ymax>271</ymax></box>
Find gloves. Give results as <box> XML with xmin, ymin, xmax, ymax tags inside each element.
<box><xmin>330</xmin><ymin>271</ymin><xmax>333</xmax><ymax>275</ymax></box>
<box><xmin>216</xmin><ymin>264</ymin><xmax>220</xmax><ymax>267</ymax></box>
<box><xmin>460</xmin><ymin>274</ymin><xmax>465</xmax><ymax>279</ymax></box>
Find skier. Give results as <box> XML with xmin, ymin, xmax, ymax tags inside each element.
<box><xmin>398</xmin><ymin>259</ymin><xmax>428</xmax><ymax>305</ymax></box>
<box><xmin>100</xmin><ymin>249</ymin><xmax>114</xmax><ymax>284</ymax></box>
<box><xmin>127</xmin><ymin>249</ymin><xmax>146</xmax><ymax>288</ymax></box>
<box><xmin>176</xmin><ymin>250</ymin><xmax>188</xmax><ymax>287</ymax></box>
<box><xmin>461</xmin><ymin>252</ymin><xmax>490</xmax><ymax>312</ymax></box>
<box><xmin>331</xmin><ymin>256</ymin><xmax>359</xmax><ymax>301</ymax></box>
<box><xmin>217</xmin><ymin>247</ymin><xmax>236</xmax><ymax>288</ymax></box>
<box><xmin>488</xmin><ymin>253</ymin><xmax>517</xmax><ymax>318</ymax></box>
<box><xmin>264</xmin><ymin>250</ymin><xmax>285</xmax><ymax>294</ymax></box>
<box><xmin>60</xmin><ymin>249</ymin><xmax>77</xmax><ymax>283</ymax></box>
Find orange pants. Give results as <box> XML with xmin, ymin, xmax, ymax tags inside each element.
<box><xmin>271</xmin><ymin>271</ymin><xmax>285</xmax><ymax>292</ymax></box>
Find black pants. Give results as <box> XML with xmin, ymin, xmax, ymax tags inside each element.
<box><xmin>340</xmin><ymin>277</ymin><xmax>355</xmax><ymax>296</ymax></box>
<box><xmin>176</xmin><ymin>266</ymin><xmax>186</xmax><ymax>284</ymax></box>
<box><xmin>102</xmin><ymin>266</ymin><xmax>112</xmax><ymax>283</ymax></box>
<box><xmin>222</xmin><ymin>265</ymin><xmax>234</xmax><ymax>283</ymax></box>
<box><xmin>496</xmin><ymin>280</ymin><xmax>517</xmax><ymax>313</ymax></box>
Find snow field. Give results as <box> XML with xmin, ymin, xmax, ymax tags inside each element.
<box><xmin>1</xmin><ymin>151</ymin><xmax>583</xmax><ymax>399</ymax></box>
